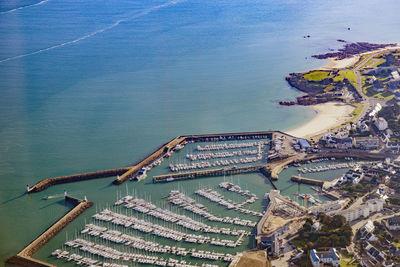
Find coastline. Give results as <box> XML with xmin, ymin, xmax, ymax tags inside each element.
<box><xmin>288</xmin><ymin>45</ymin><xmax>400</xmax><ymax>138</ymax></box>
<box><xmin>286</xmin><ymin>102</ymin><xmax>355</xmax><ymax>138</ymax></box>
<box><xmin>318</xmin><ymin>45</ymin><xmax>400</xmax><ymax>70</ymax></box>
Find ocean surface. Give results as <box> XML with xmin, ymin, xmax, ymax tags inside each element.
<box><xmin>0</xmin><ymin>0</ymin><xmax>400</xmax><ymax>265</ymax></box>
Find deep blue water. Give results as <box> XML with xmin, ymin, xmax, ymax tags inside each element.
<box><xmin>0</xmin><ymin>0</ymin><xmax>399</xmax><ymax>265</ymax></box>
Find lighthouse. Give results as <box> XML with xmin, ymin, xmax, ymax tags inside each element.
<box><xmin>26</xmin><ymin>184</ymin><xmax>29</xmax><ymax>193</ymax></box>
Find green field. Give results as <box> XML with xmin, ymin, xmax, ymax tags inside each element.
<box><xmin>304</xmin><ymin>71</ymin><xmax>333</xmax><ymax>81</ymax></box>
<box><xmin>341</xmin><ymin>70</ymin><xmax>358</xmax><ymax>88</ymax></box>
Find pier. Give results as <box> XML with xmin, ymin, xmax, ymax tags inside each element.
<box><xmin>153</xmin><ymin>165</ymin><xmax>265</xmax><ymax>183</ymax></box>
<box><xmin>6</xmin><ymin>196</ymin><xmax>93</xmax><ymax>267</ymax></box>
<box><xmin>291</xmin><ymin>175</ymin><xmax>325</xmax><ymax>186</ymax></box>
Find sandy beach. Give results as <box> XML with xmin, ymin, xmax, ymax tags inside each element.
<box><xmin>287</xmin><ymin>102</ymin><xmax>355</xmax><ymax>138</ymax></box>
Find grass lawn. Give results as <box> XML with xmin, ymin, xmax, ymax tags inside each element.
<box><xmin>347</xmin><ymin>103</ymin><xmax>364</xmax><ymax>123</ymax></box>
<box><xmin>341</xmin><ymin>70</ymin><xmax>358</xmax><ymax>88</ymax></box>
<box><xmin>373</xmin><ymin>91</ymin><xmax>394</xmax><ymax>100</ymax></box>
<box><xmin>304</xmin><ymin>71</ymin><xmax>333</xmax><ymax>81</ymax></box>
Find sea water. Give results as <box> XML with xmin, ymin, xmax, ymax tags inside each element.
<box><xmin>0</xmin><ymin>0</ymin><xmax>399</xmax><ymax>264</ymax></box>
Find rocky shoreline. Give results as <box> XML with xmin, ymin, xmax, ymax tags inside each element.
<box><xmin>312</xmin><ymin>41</ymin><xmax>397</xmax><ymax>60</ymax></box>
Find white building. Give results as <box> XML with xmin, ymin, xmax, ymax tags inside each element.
<box><xmin>310</xmin><ymin>248</ymin><xmax>340</xmax><ymax>267</ymax></box>
<box><xmin>353</xmin><ymin>136</ymin><xmax>380</xmax><ymax>150</ymax></box>
<box><xmin>338</xmin><ymin>198</ymin><xmax>384</xmax><ymax>222</ymax></box>
<box><xmin>375</xmin><ymin>117</ymin><xmax>388</xmax><ymax>131</ymax></box>
<box><xmin>310</xmin><ymin>200</ymin><xmax>346</xmax><ymax>216</ymax></box>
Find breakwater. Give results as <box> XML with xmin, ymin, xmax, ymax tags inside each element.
<box><xmin>153</xmin><ymin>165</ymin><xmax>265</xmax><ymax>183</ymax></box>
<box><xmin>28</xmin><ymin>167</ymin><xmax>130</xmax><ymax>193</ymax></box>
<box><xmin>29</xmin><ymin>131</ymin><xmax>276</xmax><ymax>193</ymax></box>
<box><xmin>113</xmin><ymin>136</ymin><xmax>186</xmax><ymax>185</ymax></box>
<box><xmin>6</xmin><ymin>196</ymin><xmax>93</xmax><ymax>267</ymax></box>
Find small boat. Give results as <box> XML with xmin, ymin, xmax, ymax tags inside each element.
<box><xmin>42</xmin><ymin>196</ymin><xmax>49</xmax><ymax>200</ymax></box>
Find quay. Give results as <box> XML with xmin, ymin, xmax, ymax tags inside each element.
<box><xmin>6</xmin><ymin>195</ymin><xmax>93</xmax><ymax>267</ymax></box>
<box><xmin>153</xmin><ymin>164</ymin><xmax>265</xmax><ymax>183</ymax></box>
<box><xmin>291</xmin><ymin>175</ymin><xmax>324</xmax><ymax>186</ymax></box>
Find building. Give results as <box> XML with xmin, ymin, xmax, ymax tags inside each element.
<box><xmin>310</xmin><ymin>248</ymin><xmax>340</xmax><ymax>267</ymax></box>
<box><xmin>395</xmin><ymin>91</ymin><xmax>400</xmax><ymax>101</ymax></box>
<box><xmin>345</xmin><ymin>169</ymin><xmax>363</xmax><ymax>184</ymax></box>
<box><xmin>365</xmin><ymin>242</ymin><xmax>386</xmax><ymax>264</ymax></box>
<box><xmin>392</xmin><ymin>71</ymin><xmax>400</xmax><ymax>81</ymax></box>
<box><xmin>312</xmin><ymin>221</ymin><xmax>321</xmax><ymax>231</ymax></box>
<box><xmin>387</xmin><ymin>142</ymin><xmax>400</xmax><ymax>152</ymax></box>
<box><xmin>360</xmin><ymin>220</ymin><xmax>377</xmax><ymax>242</ymax></box>
<box><xmin>353</xmin><ymin>136</ymin><xmax>380</xmax><ymax>150</ymax></box>
<box><xmin>387</xmin><ymin>215</ymin><xmax>400</xmax><ymax>231</ymax></box>
<box><xmin>375</xmin><ymin>117</ymin><xmax>388</xmax><ymax>131</ymax></box>
<box><xmin>310</xmin><ymin>200</ymin><xmax>347</xmax><ymax>216</ymax></box>
<box><xmin>338</xmin><ymin>198</ymin><xmax>384</xmax><ymax>222</ymax></box>
<box><xmin>298</xmin><ymin>139</ymin><xmax>311</xmax><ymax>150</ymax></box>
<box><xmin>369</xmin><ymin>76</ymin><xmax>377</xmax><ymax>84</ymax></box>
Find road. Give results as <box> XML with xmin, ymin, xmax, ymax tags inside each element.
<box><xmin>350</xmin><ymin>50</ymin><xmax>388</xmax><ymax>123</ymax></box>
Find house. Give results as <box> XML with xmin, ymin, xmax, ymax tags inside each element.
<box><xmin>375</xmin><ymin>117</ymin><xmax>388</xmax><ymax>131</ymax></box>
<box><xmin>391</xmin><ymin>71</ymin><xmax>400</xmax><ymax>81</ymax></box>
<box><xmin>395</xmin><ymin>91</ymin><xmax>400</xmax><ymax>101</ymax></box>
<box><xmin>353</xmin><ymin>136</ymin><xmax>380</xmax><ymax>150</ymax></box>
<box><xmin>360</xmin><ymin>220</ymin><xmax>377</xmax><ymax>242</ymax></box>
<box><xmin>369</xmin><ymin>76</ymin><xmax>377</xmax><ymax>84</ymax></box>
<box><xmin>309</xmin><ymin>248</ymin><xmax>340</xmax><ymax>267</ymax></box>
<box><xmin>365</xmin><ymin>242</ymin><xmax>386</xmax><ymax>264</ymax></box>
<box><xmin>312</xmin><ymin>221</ymin><xmax>321</xmax><ymax>231</ymax></box>
<box><xmin>345</xmin><ymin>168</ymin><xmax>364</xmax><ymax>184</ymax></box>
<box><xmin>387</xmin><ymin>216</ymin><xmax>400</xmax><ymax>231</ymax></box>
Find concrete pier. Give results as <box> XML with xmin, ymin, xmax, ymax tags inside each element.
<box><xmin>291</xmin><ymin>175</ymin><xmax>325</xmax><ymax>186</ymax></box>
<box><xmin>6</xmin><ymin>196</ymin><xmax>93</xmax><ymax>267</ymax></box>
<box><xmin>153</xmin><ymin>165</ymin><xmax>265</xmax><ymax>183</ymax></box>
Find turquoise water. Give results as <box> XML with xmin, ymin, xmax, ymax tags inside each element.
<box><xmin>0</xmin><ymin>0</ymin><xmax>400</xmax><ymax>265</ymax></box>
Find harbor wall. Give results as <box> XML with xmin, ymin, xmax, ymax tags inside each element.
<box><xmin>28</xmin><ymin>130</ymin><xmax>276</xmax><ymax>192</ymax></box>
<box><xmin>6</xmin><ymin>197</ymin><xmax>93</xmax><ymax>267</ymax></box>
<box><xmin>29</xmin><ymin>167</ymin><xmax>130</xmax><ymax>193</ymax></box>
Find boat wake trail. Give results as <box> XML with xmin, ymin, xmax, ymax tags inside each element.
<box><xmin>0</xmin><ymin>0</ymin><xmax>183</xmax><ymax>64</ymax></box>
<box><xmin>0</xmin><ymin>0</ymin><xmax>52</xmax><ymax>15</ymax></box>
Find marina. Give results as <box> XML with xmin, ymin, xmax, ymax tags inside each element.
<box><xmin>296</xmin><ymin>159</ymin><xmax>376</xmax><ymax>174</ymax></box>
<box><xmin>195</xmin><ymin>188</ymin><xmax>263</xmax><ymax>218</ymax></box>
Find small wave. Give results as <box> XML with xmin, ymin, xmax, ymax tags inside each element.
<box><xmin>0</xmin><ymin>0</ymin><xmax>52</xmax><ymax>15</ymax></box>
<box><xmin>0</xmin><ymin>0</ymin><xmax>183</xmax><ymax>64</ymax></box>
